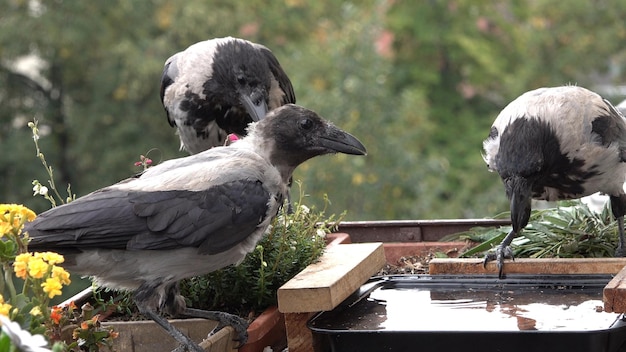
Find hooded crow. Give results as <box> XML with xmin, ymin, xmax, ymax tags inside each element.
<box><xmin>483</xmin><ymin>86</ymin><xmax>626</xmax><ymax>278</ymax></box>
<box><xmin>160</xmin><ymin>36</ymin><xmax>296</xmax><ymax>154</ymax></box>
<box><xmin>25</xmin><ymin>104</ymin><xmax>366</xmax><ymax>352</ymax></box>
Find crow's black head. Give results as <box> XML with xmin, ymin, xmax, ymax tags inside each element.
<box><xmin>205</xmin><ymin>39</ymin><xmax>273</xmax><ymax>129</ymax></box>
<box><xmin>249</xmin><ymin>104</ymin><xmax>366</xmax><ymax>173</ymax></box>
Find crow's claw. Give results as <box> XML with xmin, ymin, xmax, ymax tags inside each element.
<box><xmin>207</xmin><ymin>311</ymin><xmax>249</xmax><ymax>348</ymax></box>
<box><xmin>171</xmin><ymin>344</ymin><xmax>195</xmax><ymax>352</ymax></box>
<box><xmin>182</xmin><ymin>308</ymin><xmax>249</xmax><ymax>348</ymax></box>
<box><xmin>483</xmin><ymin>244</ymin><xmax>514</xmax><ymax>279</ymax></box>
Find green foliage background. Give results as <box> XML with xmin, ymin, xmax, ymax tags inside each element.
<box><xmin>1</xmin><ymin>0</ymin><xmax>626</xmax><ymax>220</ymax></box>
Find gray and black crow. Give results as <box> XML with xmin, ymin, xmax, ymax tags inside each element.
<box><xmin>482</xmin><ymin>86</ymin><xmax>626</xmax><ymax>278</ymax></box>
<box><xmin>24</xmin><ymin>104</ymin><xmax>366</xmax><ymax>352</ymax></box>
<box><xmin>160</xmin><ymin>36</ymin><xmax>296</xmax><ymax>154</ymax></box>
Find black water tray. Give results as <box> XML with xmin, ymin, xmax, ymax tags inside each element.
<box><xmin>308</xmin><ymin>274</ymin><xmax>626</xmax><ymax>352</ymax></box>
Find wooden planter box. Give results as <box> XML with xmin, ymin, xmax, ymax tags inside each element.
<box><xmin>337</xmin><ymin>219</ymin><xmax>511</xmax><ymax>243</ymax></box>
<box><xmin>62</xmin><ymin>287</ymin><xmax>235</xmax><ymax>351</ymax></box>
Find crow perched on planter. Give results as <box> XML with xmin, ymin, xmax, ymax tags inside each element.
<box><xmin>160</xmin><ymin>36</ymin><xmax>295</xmax><ymax>154</ymax></box>
<box><xmin>25</xmin><ymin>104</ymin><xmax>366</xmax><ymax>352</ymax></box>
<box><xmin>482</xmin><ymin>86</ymin><xmax>626</xmax><ymax>278</ymax></box>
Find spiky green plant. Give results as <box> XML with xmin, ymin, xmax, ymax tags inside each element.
<box><xmin>456</xmin><ymin>200</ymin><xmax>619</xmax><ymax>259</ymax></box>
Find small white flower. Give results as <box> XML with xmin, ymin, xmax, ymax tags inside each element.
<box><xmin>299</xmin><ymin>205</ymin><xmax>310</xmax><ymax>214</ymax></box>
<box><xmin>316</xmin><ymin>229</ymin><xmax>327</xmax><ymax>237</ymax></box>
<box><xmin>32</xmin><ymin>184</ymin><xmax>49</xmax><ymax>196</ymax></box>
<box><xmin>0</xmin><ymin>315</ymin><xmax>51</xmax><ymax>352</ymax></box>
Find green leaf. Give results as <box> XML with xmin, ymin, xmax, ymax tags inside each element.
<box><xmin>461</xmin><ymin>231</ymin><xmax>507</xmax><ymax>257</ymax></box>
<box><xmin>0</xmin><ymin>332</ymin><xmax>11</xmax><ymax>351</ymax></box>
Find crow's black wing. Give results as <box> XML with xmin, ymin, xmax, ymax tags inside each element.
<box><xmin>257</xmin><ymin>46</ymin><xmax>296</xmax><ymax>105</ymax></box>
<box><xmin>26</xmin><ymin>179</ymin><xmax>271</xmax><ymax>255</ymax></box>
<box><xmin>128</xmin><ymin>179</ymin><xmax>271</xmax><ymax>254</ymax></box>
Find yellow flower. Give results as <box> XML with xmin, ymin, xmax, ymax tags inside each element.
<box><xmin>29</xmin><ymin>306</ymin><xmax>42</xmax><ymax>317</ymax></box>
<box><xmin>1</xmin><ymin>203</ymin><xmax>34</xmax><ymax>220</ymax></box>
<box><xmin>0</xmin><ymin>304</ymin><xmax>11</xmax><ymax>317</ymax></box>
<box><xmin>52</xmin><ymin>266</ymin><xmax>71</xmax><ymax>286</ymax></box>
<box><xmin>0</xmin><ymin>204</ymin><xmax>36</xmax><ymax>235</ymax></box>
<box><xmin>0</xmin><ymin>222</ymin><xmax>11</xmax><ymax>237</ymax></box>
<box><xmin>0</xmin><ymin>295</ymin><xmax>11</xmax><ymax>317</ymax></box>
<box><xmin>28</xmin><ymin>257</ymin><xmax>49</xmax><ymax>279</ymax></box>
<box><xmin>21</xmin><ymin>208</ymin><xmax>36</xmax><ymax>222</ymax></box>
<box><xmin>35</xmin><ymin>252</ymin><xmax>65</xmax><ymax>265</ymax></box>
<box><xmin>0</xmin><ymin>204</ymin><xmax>11</xmax><ymax>218</ymax></box>
<box><xmin>42</xmin><ymin>278</ymin><xmax>63</xmax><ymax>299</ymax></box>
<box><xmin>13</xmin><ymin>253</ymin><xmax>32</xmax><ymax>280</ymax></box>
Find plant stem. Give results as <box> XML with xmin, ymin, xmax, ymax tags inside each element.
<box><xmin>29</xmin><ymin>119</ymin><xmax>70</xmax><ymax>207</ymax></box>
<box><xmin>3</xmin><ymin>264</ymin><xmax>17</xmax><ymax>301</ymax></box>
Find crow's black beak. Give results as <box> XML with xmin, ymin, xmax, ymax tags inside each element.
<box><xmin>240</xmin><ymin>91</ymin><xmax>268</xmax><ymax>122</ymax></box>
<box><xmin>320</xmin><ymin>125</ymin><xmax>367</xmax><ymax>156</ymax></box>
<box><xmin>506</xmin><ymin>175</ymin><xmax>532</xmax><ymax>232</ymax></box>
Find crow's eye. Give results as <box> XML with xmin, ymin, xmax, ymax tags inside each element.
<box><xmin>299</xmin><ymin>118</ymin><xmax>313</xmax><ymax>130</ymax></box>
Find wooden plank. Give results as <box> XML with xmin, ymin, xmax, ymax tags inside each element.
<box><xmin>429</xmin><ymin>257</ymin><xmax>626</xmax><ymax>275</ymax></box>
<box><xmin>277</xmin><ymin>242</ymin><xmax>386</xmax><ymax>313</ymax></box>
<box><xmin>102</xmin><ymin>319</ymin><xmax>236</xmax><ymax>352</ymax></box>
<box><xmin>604</xmin><ymin>265</ymin><xmax>626</xmax><ymax>313</ymax></box>
<box><xmin>284</xmin><ymin>313</ymin><xmax>315</xmax><ymax>352</ymax></box>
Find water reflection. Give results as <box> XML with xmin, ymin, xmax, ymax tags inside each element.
<box><xmin>322</xmin><ymin>286</ymin><xmax>619</xmax><ymax>332</ymax></box>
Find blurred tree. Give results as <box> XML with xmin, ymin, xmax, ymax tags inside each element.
<box><xmin>385</xmin><ymin>0</ymin><xmax>626</xmax><ymax>218</ymax></box>
<box><xmin>287</xmin><ymin>2</ymin><xmax>450</xmax><ymax>219</ymax></box>
<box><xmin>0</xmin><ymin>1</ymin><xmax>183</xmax><ymax>213</ymax></box>
<box><xmin>1</xmin><ymin>0</ymin><xmax>625</xmax><ymax>220</ymax></box>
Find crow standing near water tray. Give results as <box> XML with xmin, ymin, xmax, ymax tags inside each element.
<box><xmin>24</xmin><ymin>105</ymin><xmax>366</xmax><ymax>352</ymax></box>
<box><xmin>482</xmin><ymin>85</ymin><xmax>626</xmax><ymax>278</ymax></box>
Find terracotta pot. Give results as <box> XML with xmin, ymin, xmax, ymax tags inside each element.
<box><xmin>237</xmin><ymin>306</ymin><xmax>285</xmax><ymax>352</ymax></box>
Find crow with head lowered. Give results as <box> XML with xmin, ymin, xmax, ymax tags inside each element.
<box><xmin>160</xmin><ymin>36</ymin><xmax>295</xmax><ymax>154</ymax></box>
<box><xmin>483</xmin><ymin>86</ymin><xmax>626</xmax><ymax>278</ymax></box>
<box><xmin>24</xmin><ymin>104</ymin><xmax>366</xmax><ymax>352</ymax></box>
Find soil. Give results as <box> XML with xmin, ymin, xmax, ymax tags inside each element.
<box><xmin>376</xmin><ymin>252</ymin><xmax>436</xmax><ymax>276</ymax></box>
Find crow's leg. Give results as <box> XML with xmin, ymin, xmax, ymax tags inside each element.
<box><xmin>139</xmin><ymin>306</ymin><xmax>204</xmax><ymax>352</ymax></box>
<box><xmin>616</xmin><ymin>217</ymin><xmax>626</xmax><ymax>257</ymax></box>
<box><xmin>181</xmin><ymin>308</ymin><xmax>249</xmax><ymax>347</ymax></box>
<box><xmin>610</xmin><ymin>195</ymin><xmax>626</xmax><ymax>257</ymax></box>
<box><xmin>483</xmin><ymin>229</ymin><xmax>517</xmax><ymax>279</ymax></box>
<box><xmin>286</xmin><ymin>176</ymin><xmax>294</xmax><ymax>214</ymax></box>
<box><xmin>135</xmin><ymin>282</ymin><xmax>204</xmax><ymax>352</ymax></box>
